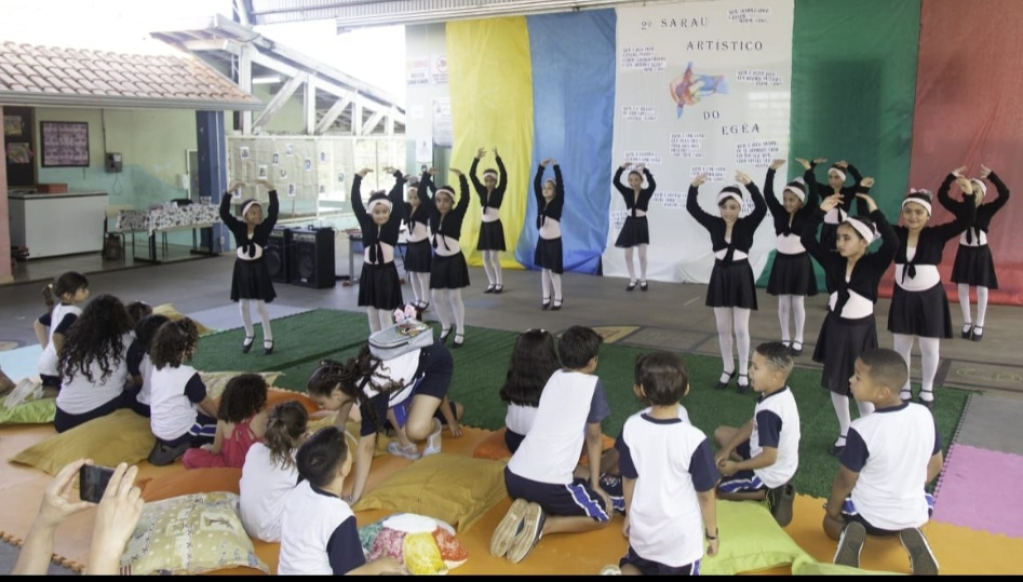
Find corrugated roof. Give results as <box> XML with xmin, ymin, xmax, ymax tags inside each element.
<box><xmin>0</xmin><ymin>40</ymin><xmax>261</xmax><ymax>111</ymax></box>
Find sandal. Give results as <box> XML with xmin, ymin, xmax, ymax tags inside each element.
<box><xmin>386</xmin><ymin>441</ymin><xmax>421</xmax><ymax>460</ymax></box>
<box><xmin>423</xmin><ymin>419</ymin><xmax>443</xmax><ymax>456</ymax></box>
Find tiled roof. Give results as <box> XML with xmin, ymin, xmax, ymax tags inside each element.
<box><xmin>0</xmin><ymin>40</ymin><xmax>261</xmax><ymax>110</ymax></box>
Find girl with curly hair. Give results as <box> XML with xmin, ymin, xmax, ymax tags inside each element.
<box><xmin>53</xmin><ymin>294</ymin><xmax>133</xmax><ymax>432</ymax></box>
<box><xmin>147</xmin><ymin>318</ymin><xmax>219</xmax><ymax>465</ymax></box>
<box><xmin>499</xmin><ymin>329</ymin><xmax>559</xmax><ymax>453</ymax></box>
<box><xmin>306</xmin><ymin>340</ymin><xmax>463</xmax><ymax>504</ymax></box>
<box><xmin>183</xmin><ymin>373</ymin><xmax>269</xmax><ymax>469</ymax></box>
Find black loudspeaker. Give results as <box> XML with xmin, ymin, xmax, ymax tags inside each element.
<box><xmin>289</xmin><ymin>228</ymin><xmax>336</xmax><ymax>288</ymax></box>
<box><xmin>267</xmin><ymin>227</ymin><xmax>292</xmax><ymax>284</ymax></box>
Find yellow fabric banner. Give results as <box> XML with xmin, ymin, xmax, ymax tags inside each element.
<box><xmin>446</xmin><ymin>18</ymin><xmax>534</xmax><ymax>269</ymax></box>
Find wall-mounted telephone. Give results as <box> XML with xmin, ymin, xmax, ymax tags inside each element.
<box><xmin>105</xmin><ymin>152</ymin><xmax>122</xmax><ymax>173</ymax></box>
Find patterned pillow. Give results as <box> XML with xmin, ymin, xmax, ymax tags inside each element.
<box><xmin>119</xmin><ymin>492</ymin><xmax>269</xmax><ymax>575</ymax></box>
<box><xmin>359</xmin><ymin>513</ymin><xmax>468</xmax><ymax>575</ymax></box>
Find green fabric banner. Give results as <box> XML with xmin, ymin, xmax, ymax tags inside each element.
<box><xmin>758</xmin><ymin>0</ymin><xmax>921</xmax><ymax>288</ymax></box>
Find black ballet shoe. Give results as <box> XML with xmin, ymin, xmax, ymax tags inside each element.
<box><xmin>241</xmin><ymin>336</ymin><xmax>255</xmax><ymax>354</ymax></box>
<box><xmin>420</xmin><ymin>301</ymin><xmax>430</xmax><ymax>312</ymax></box>
<box><xmin>452</xmin><ymin>333</ymin><xmax>465</xmax><ymax>348</ymax></box>
<box><xmin>551</xmin><ymin>298</ymin><xmax>563</xmax><ymax>311</ymax></box>
<box><xmin>640</xmin><ymin>281</ymin><xmax>648</xmax><ymax>292</ymax></box>
<box><xmin>440</xmin><ymin>327</ymin><xmax>453</xmax><ymax>342</ymax></box>
<box><xmin>790</xmin><ymin>342</ymin><xmax>803</xmax><ymax>357</ymax></box>
<box><xmin>961</xmin><ymin>324</ymin><xmax>973</xmax><ymax>339</ymax></box>
<box><xmin>494</xmin><ymin>284</ymin><xmax>504</xmax><ymax>294</ymax></box>
<box><xmin>918</xmin><ymin>393</ymin><xmax>935</xmax><ymax>410</ymax></box>
<box><xmin>626</xmin><ymin>280</ymin><xmax>637</xmax><ymax>292</ymax></box>
<box><xmin>264</xmin><ymin>339</ymin><xmax>274</xmax><ymax>355</ymax></box>
<box><xmin>713</xmin><ymin>370</ymin><xmax>737</xmax><ymax>391</ymax></box>
<box><xmin>484</xmin><ymin>285</ymin><xmax>496</xmax><ymax>294</ymax></box>
<box><xmin>541</xmin><ymin>297</ymin><xmax>551</xmax><ymax>310</ymax></box>
<box><xmin>736</xmin><ymin>374</ymin><xmax>751</xmax><ymax>395</ymax></box>
<box><xmin>971</xmin><ymin>326</ymin><xmax>984</xmax><ymax>342</ymax></box>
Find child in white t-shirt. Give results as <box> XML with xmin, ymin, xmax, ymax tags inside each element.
<box><xmin>714</xmin><ymin>341</ymin><xmax>801</xmax><ymax>526</ymax></box>
<box><xmin>278</xmin><ymin>427</ymin><xmax>403</xmax><ymax>575</ymax></box>
<box><xmin>240</xmin><ymin>401</ymin><xmax>309</xmax><ymax>542</ymax></box>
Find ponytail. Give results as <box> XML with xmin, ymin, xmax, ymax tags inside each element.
<box><xmin>42</xmin><ymin>284</ymin><xmax>55</xmax><ymax>311</ymax></box>
<box><xmin>264</xmin><ymin>401</ymin><xmax>309</xmax><ymax>470</ymax></box>
<box><xmin>306</xmin><ymin>345</ymin><xmax>400</xmax><ymax>435</ymax></box>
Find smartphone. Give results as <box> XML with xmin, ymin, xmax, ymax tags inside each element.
<box><xmin>79</xmin><ymin>464</ymin><xmax>115</xmax><ymax>503</ymax></box>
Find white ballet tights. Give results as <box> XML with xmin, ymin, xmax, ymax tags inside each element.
<box><xmin>893</xmin><ymin>333</ymin><xmax>941</xmax><ymax>401</ymax></box>
<box><xmin>831</xmin><ymin>393</ymin><xmax>875</xmax><ymax>446</ymax></box>
<box><xmin>540</xmin><ymin>269</ymin><xmax>563</xmax><ymax>302</ymax></box>
<box><xmin>239</xmin><ymin>299</ymin><xmax>273</xmax><ymax>341</ymax></box>
<box><xmin>431</xmin><ymin>288</ymin><xmax>466</xmax><ymax>338</ymax></box>
<box><xmin>777</xmin><ymin>295</ymin><xmax>807</xmax><ymax>344</ymax></box>
<box><xmin>482</xmin><ymin>250</ymin><xmax>502</xmax><ymax>287</ymax></box>
<box><xmin>409</xmin><ymin>271</ymin><xmax>424</xmax><ymax>305</ymax></box>
<box><xmin>623</xmin><ymin>245</ymin><xmax>649</xmax><ymax>283</ymax></box>
<box><xmin>366</xmin><ymin>307</ymin><xmax>393</xmax><ymax>334</ymax></box>
<box><xmin>958</xmin><ymin>284</ymin><xmax>990</xmax><ymax>329</ymax></box>
<box><xmin>713</xmin><ymin>307</ymin><xmax>751</xmax><ymax>382</ymax></box>
<box><xmin>638</xmin><ymin>244</ymin><xmax>648</xmax><ymax>281</ymax></box>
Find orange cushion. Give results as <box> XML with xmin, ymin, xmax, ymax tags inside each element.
<box><xmin>140</xmin><ymin>467</ymin><xmax>242</xmax><ymax>502</ymax></box>
<box><xmin>211</xmin><ymin>389</ymin><xmax>319</xmax><ymax>416</ymax></box>
<box><xmin>472</xmin><ymin>427</ymin><xmax>615</xmax><ymax>465</ymax></box>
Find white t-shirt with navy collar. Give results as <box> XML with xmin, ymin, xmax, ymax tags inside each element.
<box><xmin>278</xmin><ymin>480</ymin><xmax>365</xmax><ymax>575</ymax></box>
<box><xmin>616</xmin><ymin>408</ymin><xmax>719</xmax><ymax>568</ymax></box>
<box><xmin>149</xmin><ymin>364</ymin><xmax>207</xmax><ymax>440</ymax></box>
<box><xmin>55</xmin><ymin>332</ymin><xmax>133</xmax><ymax>415</ymax></box>
<box><xmin>750</xmin><ymin>386</ymin><xmax>801</xmax><ymax>488</ymax></box>
<box><xmin>37</xmin><ymin>303</ymin><xmax>82</xmax><ymax>377</ymax></box>
<box><xmin>507</xmin><ymin>369</ymin><xmax>610</xmax><ymax>485</ymax></box>
<box><xmin>841</xmin><ymin>401</ymin><xmax>941</xmax><ymax>530</ymax></box>
<box><xmin>239</xmin><ymin>443</ymin><xmax>299</xmax><ymax>543</ymax></box>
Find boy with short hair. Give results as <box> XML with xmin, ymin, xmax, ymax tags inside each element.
<box><xmin>278</xmin><ymin>427</ymin><xmax>402</xmax><ymax>575</ymax></box>
<box><xmin>615</xmin><ymin>351</ymin><xmax>719</xmax><ymax>575</ymax></box>
<box><xmin>824</xmin><ymin>348</ymin><xmax>943</xmax><ymax>575</ymax></box>
<box><xmin>492</xmin><ymin>326</ymin><xmax>612</xmax><ymax>564</ymax></box>
<box><xmin>714</xmin><ymin>341</ymin><xmax>801</xmax><ymax>526</ymax></box>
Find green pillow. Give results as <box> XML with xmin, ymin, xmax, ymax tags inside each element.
<box><xmin>700</xmin><ymin>500</ymin><xmax>812</xmax><ymax>575</ymax></box>
<box><xmin>792</xmin><ymin>556</ymin><xmax>904</xmax><ymax>575</ymax></box>
<box><xmin>0</xmin><ymin>396</ymin><xmax>56</xmax><ymax>424</ymax></box>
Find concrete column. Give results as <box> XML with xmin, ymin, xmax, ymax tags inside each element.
<box><xmin>196</xmin><ymin>110</ymin><xmax>228</xmax><ymax>254</ymax></box>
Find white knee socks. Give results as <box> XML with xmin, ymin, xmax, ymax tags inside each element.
<box><xmin>255</xmin><ymin>300</ymin><xmax>273</xmax><ymax>341</ymax></box>
<box><xmin>714</xmin><ymin>308</ymin><xmax>735</xmax><ymax>382</ymax></box>
<box><xmin>919</xmin><ymin>337</ymin><xmax>940</xmax><ymax>402</ymax></box>
<box><xmin>624</xmin><ymin>248</ymin><xmax>636</xmax><ymax>283</ymax></box>
<box><xmin>733</xmin><ymin>308</ymin><xmax>751</xmax><ymax>380</ymax></box>
<box><xmin>893</xmin><ymin>333</ymin><xmax>915</xmax><ymax>399</ymax></box>
<box><xmin>831</xmin><ymin>392</ymin><xmax>853</xmax><ymax>446</ymax></box>
<box><xmin>778</xmin><ymin>295</ymin><xmax>793</xmax><ymax>343</ymax></box>
<box><xmin>638</xmin><ymin>244</ymin><xmax>648</xmax><ymax>282</ymax></box>
<box><xmin>239</xmin><ymin>299</ymin><xmax>254</xmax><ymax>338</ymax></box>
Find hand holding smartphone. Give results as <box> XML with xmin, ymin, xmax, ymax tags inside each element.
<box><xmin>79</xmin><ymin>464</ymin><xmax>115</xmax><ymax>503</ymax></box>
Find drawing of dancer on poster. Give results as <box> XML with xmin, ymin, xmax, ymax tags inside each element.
<box><xmin>669</xmin><ymin>61</ymin><xmax>728</xmax><ymax>118</ymax></box>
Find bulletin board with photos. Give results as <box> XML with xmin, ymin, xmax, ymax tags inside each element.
<box><xmin>226</xmin><ymin>136</ymin><xmax>407</xmax><ymax>218</ymax></box>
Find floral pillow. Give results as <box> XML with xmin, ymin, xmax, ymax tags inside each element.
<box><xmin>359</xmin><ymin>513</ymin><xmax>468</xmax><ymax>575</ymax></box>
<box><xmin>119</xmin><ymin>492</ymin><xmax>268</xmax><ymax>575</ymax></box>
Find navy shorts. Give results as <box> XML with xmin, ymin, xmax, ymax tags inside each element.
<box><xmin>839</xmin><ymin>494</ymin><xmax>935</xmax><ymax>537</ymax></box>
<box><xmin>504</xmin><ymin>467</ymin><xmax>610</xmax><ymax>522</ymax></box>
<box><xmin>504</xmin><ymin>429</ymin><xmax>525</xmax><ymax>454</ymax></box>
<box><xmin>413</xmin><ymin>344</ymin><xmax>453</xmax><ymax>400</ymax></box>
<box><xmin>717</xmin><ymin>441</ymin><xmax>768</xmax><ymax>494</ymax></box>
<box><xmin>620</xmin><ymin>546</ymin><xmax>700</xmax><ymax>575</ymax></box>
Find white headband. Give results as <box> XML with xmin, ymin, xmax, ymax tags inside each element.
<box><xmin>845</xmin><ymin>216</ymin><xmax>877</xmax><ymax>243</ymax></box>
<box><xmin>970</xmin><ymin>179</ymin><xmax>987</xmax><ymax>197</ymax></box>
<box><xmin>828</xmin><ymin>167</ymin><xmax>847</xmax><ymax>181</ymax></box>
<box><xmin>367</xmin><ymin>192</ymin><xmax>392</xmax><ymax>212</ymax></box>
<box><xmin>902</xmin><ymin>190</ymin><xmax>932</xmax><ymax>215</ymax></box>
<box><xmin>483</xmin><ymin>170</ymin><xmax>499</xmax><ymax>181</ymax></box>
<box><xmin>784</xmin><ymin>178</ymin><xmax>807</xmax><ymax>203</ymax></box>
<box><xmin>436</xmin><ymin>187</ymin><xmax>455</xmax><ymax>201</ymax></box>
<box><xmin>241</xmin><ymin>200</ymin><xmax>261</xmax><ymax>217</ymax></box>
<box><xmin>717</xmin><ymin>187</ymin><xmax>743</xmax><ymax>206</ymax></box>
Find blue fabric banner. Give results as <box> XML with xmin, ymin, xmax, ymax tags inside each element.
<box><xmin>516</xmin><ymin>10</ymin><xmax>617</xmax><ymax>274</ymax></box>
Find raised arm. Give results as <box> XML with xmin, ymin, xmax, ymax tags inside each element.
<box><xmin>643</xmin><ymin>167</ymin><xmax>656</xmax><ymax>194</ymax></box>
<box><xmin>986</xmin><ymin>170</ymin><xmax>1011</xmax><ymax>214</ymax></box>
<box><xmin>350</xmin><ymin>173</ymin><xmax>367</xmax><ymax>219</ymax></box>
<box><xmin>933</xmin><ymin>190</ymin><xmax>976</xmax><ymax>242</ymax></box>
<box><xmin>496</xmin><ymin>153</ymin><xmax>508</xmax><ymax>192</ymax></box>
<box><xmin>533</xmin><ymin>164</ymin><xmax>545</xmax><ymax>206</ymax></box>
<box><xmin>613</xmin><ymin>166</ymin><xmax>630</xmax><ymax>198</ymax></box>
<box><xmin>265</xmin><ymin>188</ymin><xmax>279</xmax><ymax>228</ymax></box>
<box><xmin>418</xmin><ymin>170</ymin><xmax>435</xmax><ymax>206</ymax></box>
<box><xmin>218</xmin><ymin>184</ymin><xmax>243</xmax><ymax>230</ymax></box>
<box><xmin>936</xmin><ymin>173</ymin><xmax>960</xmax><ymax>214</ymax></box>
<box><xmin>686</xmin><ymin>182</ymin><xmax>718</xmax><ymax>233</ymax></box>
<box><xmin>800</xmin><ymin>208</ymin><xmax>830</xmax><ymax>265</ymax></box>
<box><xmin>740</xmin><ymin>173</ymin><xmax>767</xmax><ymax>227</ymax></box>
<box><xmin>554</xmin><ymin>163</ymin><xmax>565</xmax><ymax>202</ymax></box>
<box><xmin>870</xmin><ymin>206</ymin><xmax>898</xmax><ymax>268</ymax></box>
<box><xmin>455</xmin><ymin>173</ymin><xmax>471</xmax><ymax>216</ymax></box>
<box><xmin>763</xmin><ymin>165</ymin><xmax>786</xmax><ymax>217</ymax></box>
<box><xmin>469</xmin><ymin>155</ymin><xmax>485</xmax><ymax>195</ymax></box>
<box><xmin>387</xmin><ymin>170</ymin><xmax>406</xmax><ymax>225</ymax></box>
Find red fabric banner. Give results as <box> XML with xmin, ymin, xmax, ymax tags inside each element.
<box><xmin>885</xmin><ymin>0</ymin><xmax>1023</xmax><ymax>305</ymax></box>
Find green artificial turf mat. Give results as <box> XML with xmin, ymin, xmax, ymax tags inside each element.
<box><xmin>193</xmin><ymin>309</ymin><xmax>971</xmax><ymax>499</ymax></box>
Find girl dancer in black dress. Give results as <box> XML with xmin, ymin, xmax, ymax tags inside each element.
<box><xmin>687</xmin><ymin>170</ymin><xmax>767</xmax><ymax>394</ymax></box>
<box><xmin>613</xmin><ymin>163</ymin><xmax>656</xmax><ymax>291</ymax></box>
<box><xmin>765</xmin><ymin>158</ymin><xmax>819</xmax><ymax>356</ymax></box>
<box><xmin>800</xmin><ymin>181</ymin><xmax>897</xmax><ymax>456</ymax></box>
<box><xmin>401</xmin><ymin>174</ymin><xmax>432</xmax><ymax>311</ymax></box>
<box><xmin>533</xmin><ymin>158</ymin><xmax>565</xmax><ymax>310</ymax></box>
<box><xmin>888</xmin><ymin>181</ymin><xmax>972</xmax><ymax>407</ymax></box>
<box><xmin>938</xmin><ymin>164</ymin><xmax>1010</xmax><ymax>342</ymax></box>
<box><xmin>420</xmin><ymin>168</ymin><xmax>471</xmax><ymax>348</ymax></box>
<box><xmin>471</xmin><ymin>147</ymin><xmax>508</xmax><ymax>294</ymax></box>
<box><xmin>221</xmin><ymin>178</ymin><xmax>278</xmax><ymax>355</ymax></box>
<box><xmin>352</xmin><ymin>168</ymin><xmax>406</xmax><ymax>333</ymax></box>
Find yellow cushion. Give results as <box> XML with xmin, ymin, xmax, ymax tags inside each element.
<box><xmin>10</xmin><ymin>409</ymin><xmax>154</xmax><ymax>475</ymax></box>
<box><xmin>792</xmin><ymin>556</ymin><xmax>904</xmax><ymax>575</ymax></box>
<box><xmin>153</xmin><ymin>303</ymin><xmax>215</xmax><ymax>336</ymax></box>
<box><xmin>120</xmin><ymin>492</ymin><xmax>269</xmax><ymax>575</ymax></box>
<box><xmin>354</xmin><ymin>453</ymin><xmax>507</xmax><ymax>533</ymax></box>
<box><xmin>701</xmin><ymin>500</ymin><xmax>812</xmax><ymax>575</ymax></box>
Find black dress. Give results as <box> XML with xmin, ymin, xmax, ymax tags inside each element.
<box><xmin>422</xmin><ymin>173</ymin><xmax>471</xmax><ymax>290</ymax></box>
<box><xmin>471</xmin><ymin>156</ymin><xmax>508</xmax><ymax>252</ymax></box>
<box><xmin>686</xmin><ymin>182</ymin><xmax>767</xmax><ymax>310</ymax></box>
<box><xmin>764</xmin><ymin>167</ymin><xmax>819</xmax><ymax>297</ymax></box>
<box><xmin>403</xmin><ymin>173</ymin><xmax>434</xmax><ymax>274</ymax></box>
<box><xmin>613</xmin><ymin>167</ymin><xmax>656</xmax><ymax>248</ymax></box>
<box><xmin>937</xmin><ymin>172</ymin><xmax>1010</xmax><ymax>289</ymax></box>
<box><xmin>533</xmin><ymin>163</ymin><xmax>565</xmax><ymax>274</ymax></box>
<box><xmin>352</xmin><ymin>171</ymin><xmax>405</xmax><ymax>310</ymax></box>
<box><xmin>220</xmin><ymin>190</ymin><xmax>279</xmax><ymax>303</ymax></box>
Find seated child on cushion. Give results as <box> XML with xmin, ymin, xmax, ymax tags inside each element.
<box><xmin>183</xmin><ymin>373</ymin><xmax>269</xmax><ymax>469</ymax></box>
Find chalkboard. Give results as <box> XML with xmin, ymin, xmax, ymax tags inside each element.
<box><xmin>40</xmin><ymin>121</ymin><xmax>89</xmax><ymax>167</ymax></box>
